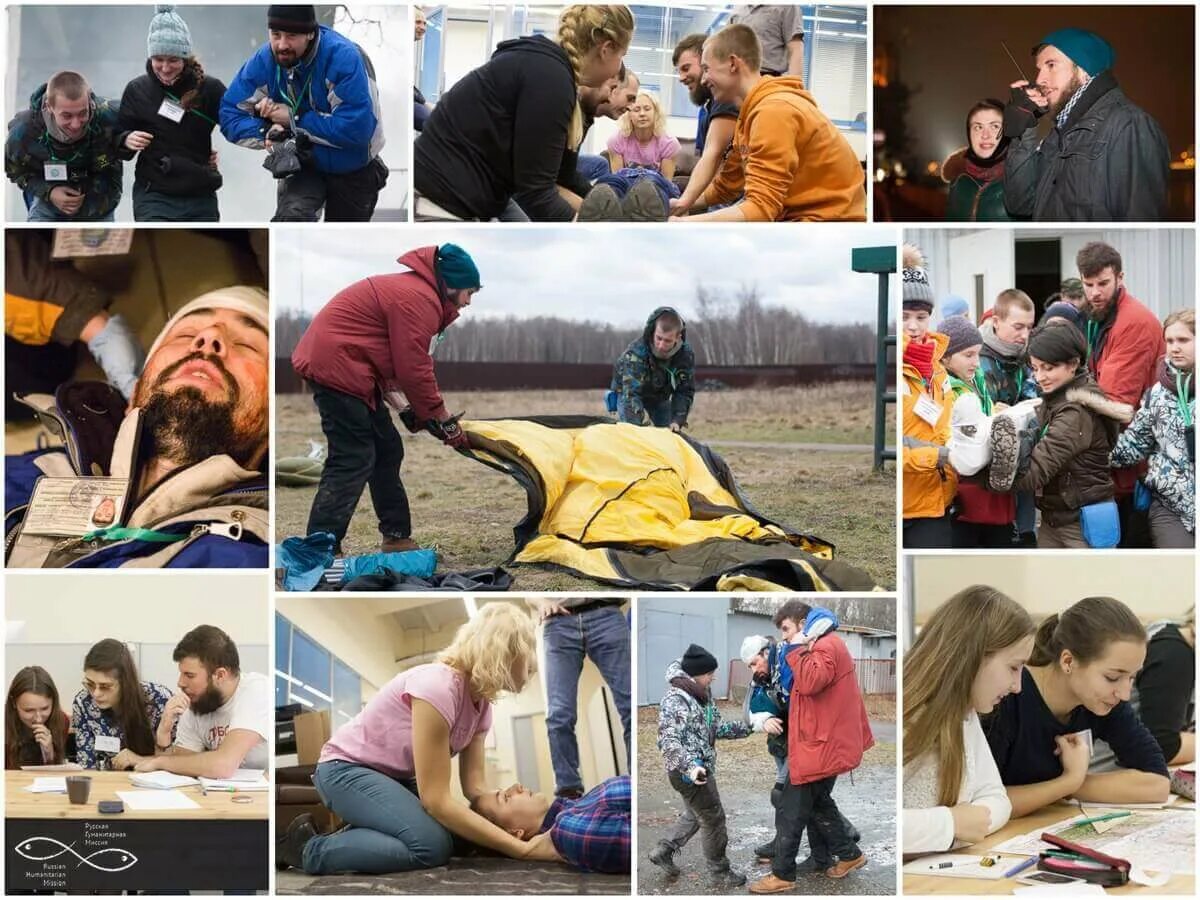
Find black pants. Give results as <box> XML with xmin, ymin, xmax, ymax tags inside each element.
<box><xmin>274</xmin><ymin>157</ymin><xmax>388</xmax><ymax>222</ymax></box>
<box><xmin>305</xmin><ymin>381</ymin><xmax>410</xmax><ymax>549</ymax></box>
<box><xmin>951</xmin><ymin>519</ymin><xmax>1013</xmax><ymax>549</ymax></box>
<box><xmin>903</xmin><ymin>513</ymin><xmax>952</xmax><ymax>548</ymax></box>
<box><xmin>773</xmin><ymin>777</ymin><xmax>859</xmax><ymax>881</ymax></box>
<box><xmin>1116</xmin><ymin>492</ymin><xmax>1152</xmax><ymax>549</ymax></box>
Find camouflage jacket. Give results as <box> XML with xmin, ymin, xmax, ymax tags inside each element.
<box><xmin>611</xmin><ymin>306</ymin><xmax>696</xmax><ymax>427</ymax></box>
<box><xmin>657</xmin><ymin>659</ymin><xmax>750</xmax><ymax>775</ymax></box>
<box><xmin>5</xmin><ymin>85</ymin><xmax>126</xmax><ymax>219</ymax></box>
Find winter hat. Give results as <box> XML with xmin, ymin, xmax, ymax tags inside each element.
<box><xmin>1042</xmin><ymin>300</ymin><xmax>1086</xmax><ymax>333</ymax></box>
<box><xmin>902</xmin><ymin>244</ymin><xmax>934</xmax><ymax>312</ymax></box>
<box><xmin>740</xmin><ymin>635</ymin><xmax>770</xmax><ymax>666</ymax></box>
<box><xmin>1027</xmin><ymin>319</ymin><xmax>1088</xmax><ymax>367</ymax></box>
<box><xmin>437</xmin><ymin>243</ymin><xmax>482</xmax><ymax>290</ymax></box>
<box><xmin>145</xmin><ymin>286</ymin><xmax>269</xmax><ymax>361</ymax></box>
<box><xmin>1036</xmin><ymin>28</ymin><xmax>1115</xmax><ymax>77</ymax></box>
<box><xmin>681</xmin><ymin>643</ymin><xmax>718</xmax><ymax>677</ymax></box>
<box><xmin>937</xmin><ymin>316</ymin><xmax>983</xmax><ymax>358</ymax></box>
<box><xmin>147</xmin><ymin>5</ymin><xmax>192</xmax><ymax>59</ymax></box>
<box><xmin>268</xmin><ymin>5</ymin><xmax>318</xmax><ymax>33</ymax></box>
<box><xmin>940</xmin><ymin>294</ymin><xmax>969</xmax><ymax>319</ymax></box>
<box><xmin>1059</xmin><ymin>277</ymin><xmax>1084</xmax><ymax>301</ymax></box>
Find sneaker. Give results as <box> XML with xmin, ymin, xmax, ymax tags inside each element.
<box><xmin>621</xmin><ymin>178</ymin><xmax>667</xmax><ymax>221</ymax></box>
<box><xmin>578</xmin><ymin>184</ymin><xmax>624</xmax><ymax>222</ymax></box>
<box><xmin>988</xmin><ymin>413</ymin><xmax>1020</xmax><ymax>492</ymax></box>
<box><xmin>381</xmin><ymin>536</ymin><xmax>420</xmax><ymax>554</ymax></box>
<box><xmin>276</xmin><ymin>813</ymin><xmax>317</xmax><ymax>871</ymax></box>
<box><xmin>826</xmin><ymin>854</ymin><xmax>867</xmax><ymax>879</ymax></box>
<box><xmin>648</xmin><ymin>842</ymin><xmax>681</xmax><ymax>877</ymax></box>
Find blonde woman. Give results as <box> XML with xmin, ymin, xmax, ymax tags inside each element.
<box><xmin>903</xmin><ymin>586</ymin><xmax>1034</xmax><ymax>854</ymax></box>
<box><xmin>414</xmin><ymin>5</ymin><xmax>633</xmax><ymax>221</ymax></box>
<box><xmin>608</xmin><ymin>91</ymin><xmax>680</xmax><ymax>177</ymax></box>
<box><xmin>277</xmin><ymin>604</ymin><xmax>560</xmax><ymax>873</ymax></box>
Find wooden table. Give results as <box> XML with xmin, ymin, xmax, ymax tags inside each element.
<box><xmin>6</xmin><ymin>770</ymin><xmax>268</xmax><ymax>892</ymax></box>
<box><xmin>904</xmin><ymin>803</ymin><xmax>1195</xmax><ymax>895</ymax></box>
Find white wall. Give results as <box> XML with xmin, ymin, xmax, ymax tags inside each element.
<box><xmin>275</xmin><ymin>596</ymin><xmax>407</xmax><ymax>695</ymax></box>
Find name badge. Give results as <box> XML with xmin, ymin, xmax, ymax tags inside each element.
<box><xmin>95</xmin><ymin>735</ymin><xmax>121</xmax><ymax>754</ymax></box>
<box><xmin>44</xmin><ymin>163</ymin><xmax>68</xmax><ymax>181</ymax></box>
<box><xmin>913</xmin><ymin>394</ymin><xmax>943</xmax><ymax>427</ymax></box>
<box><xmin>158</xmin><ymin>98</ymin><xmax>185</xmax><ymax>123</ymax></box>
<box><xmin>22</xmin><ymin>476</ymin><xmax>130</xmax><ymax>537</ymax></box>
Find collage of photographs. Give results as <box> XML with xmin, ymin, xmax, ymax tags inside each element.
<box><xmin>0</xmin><ymin>0</ymin><xmax>1195</xmax><ymax>898</ymax></box>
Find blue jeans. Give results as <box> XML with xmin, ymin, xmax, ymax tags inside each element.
<box><xmin>304</xmin><ymin>759</ymin><xmax>454</xmax><ymax>874</ymax></box>
<box><xmin>27</xmin><ymin>198</ymin><xmax>114</xmax><ymax>221</ymax></box>
<box><xmin>595</xmin><ymin>168</ymin><xmax>680</xmax><ymax>209</ymax></box>
<box><xmin>577</xmin><ymin>153</ymin><xmax>610</xmax><ymax>182</ymax></box>
<box><xmin>544</xmin><ymin>606</ymin><xmax>631</xmax><ymax>794</ymax></box>
<box><xmin>1016</xmin><ymin>490</ymin><xmax>1036</xmax><ymax>537</ymax></box>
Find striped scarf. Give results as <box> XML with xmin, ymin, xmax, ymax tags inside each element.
<box><xmin>1055</xmin><ymin>76</ymin><xmax>1094</xmax><ymax>129</ymax></box>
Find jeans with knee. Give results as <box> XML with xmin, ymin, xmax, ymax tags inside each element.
<box><xmin>544</xmin><ymin>606</ymin><xmax>631</xmax><ymax>793</ymax></box>
<box><xmin>304</xmin><ymin>759</ymin><xmax>454</xmax><ymax>874</ymax></box>
<box><xmin>27</xmin><ymin>198</ymin><xmax>115</xmax><ymax>222</ymax></box>
<box><xmin>577</xmin><ymin>153</ymin><xmax>610</xmax><ymax>182</ymax></box>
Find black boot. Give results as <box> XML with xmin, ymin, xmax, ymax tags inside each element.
<box><xmin>754</xmin><ymin>837</ymin><xmax>777</xmax><ymax>861</ymax></box>
<box><xmin>649</xmin><ymin>841</ymin><xmax>681</xmax><ymax>877</ymax></box>
<box><xmin>708</xmin><ymin>859</ymin><xmax>747</xmax><ymax>887</ymax></box>
<box><xmin>276</xmin><ymin>813</ymin><xmax>318</xmax><ymax>871</ymax></box>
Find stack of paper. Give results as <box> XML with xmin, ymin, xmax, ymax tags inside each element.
<box><xmin>129</xmin><ymin>771</ymin><xmax>198</xmax><ymax>789</ymax></box>
<box><xmin>29</xmin><ymin>777</ymin><xmax>67</xmax><ymax>793</ymax></box>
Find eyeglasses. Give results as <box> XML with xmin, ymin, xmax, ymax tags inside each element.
<box><xmin>83</xmin><ymin>679</ymin><xmax>117</xmax><ymax>696</ymax></box>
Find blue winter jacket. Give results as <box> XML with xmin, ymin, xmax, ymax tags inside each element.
<box><xmin>220</xmin><ymin>25</ymin><xmax>384</xmax><ymax>174</ymax></box>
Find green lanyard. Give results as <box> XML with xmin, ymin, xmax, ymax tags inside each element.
<box><xmin>275</xmin><ymin>63</ymin><xmax>315</xmax><ymax>115</ymax></box>
<box><xmin>1014</xmin><ymin>367</ymin><xmax>1025</xmax><ymax>397</ymax></box>
<box><xmin>163</xmin><ymin>89</ymin><xmax>217</xmax><ymax>127</ymax></box>
<box><xmin>971</xmin><ymin>370</ymin><xmax>995</xmax><ymax>415</ymax></box>
<box><xmin>1085</xmin><ymin>320</ymin><xmax>1099</xmax><ymax>362</ymax></box>
<box><xmin>1176</xmin><ymin>370</ymin><xmax>1194</xmax><ymax>427</ymax></box>
<box><xmin>39</xmin><ymin>132</ymin><xmax>83</xmax><ymax>164</ymax></box>
<box><xmin>81</xmin><ymin>525</ymin><xmax>187</xmax><ymax>544</ymax></box>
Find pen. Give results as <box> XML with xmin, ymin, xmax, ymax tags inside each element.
<box><xmin>1003</xmin><ymin>856</ymin><xmax>1037</xmax><ymax>878</ymax></box>
<box><xmin>1073</xmin><ymin>811</ymin><xmax>1131</xmax><ymax>827</ymax></box>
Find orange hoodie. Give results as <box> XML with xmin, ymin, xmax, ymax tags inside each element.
<box><xmin>902</xmin><ymin>331</ymin><xmax>958</xmax><ymax>520</ymax></box>
<box><xmin>703</xmin><ymin>76</ymin><xmax>866</xmax><ymax>222</ymax></box>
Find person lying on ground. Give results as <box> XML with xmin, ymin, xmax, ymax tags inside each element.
<box><xmin>472</xmin><ymin>775</ymin><xmax>631</xmax><ymax>874</ymax></box>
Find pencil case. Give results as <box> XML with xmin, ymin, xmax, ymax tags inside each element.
<box><xmin>1037</xmin><ymin>833</ymin><xmax>1130</xmax><ymax>886</ymax></box>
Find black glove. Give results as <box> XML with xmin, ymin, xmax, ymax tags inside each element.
<box><xmin>1003</xmin><ymin>85</ymin><xmax>1046</xmax><ymax>138</ymax></box>
<box><xmin>398</xmin><ymin>406</ymin><xmax>423</xmax><ymax>435</ymax></box>
<box><xmin>427</xmin><ymin>413</ymin><xmax>469</xmax><ymax>450</ymax></box>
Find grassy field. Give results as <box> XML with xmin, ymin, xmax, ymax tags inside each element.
<box><xmin>275</xmin><ymin>382</ymin><xmax>897</xmax><ymax>589</ymax></box>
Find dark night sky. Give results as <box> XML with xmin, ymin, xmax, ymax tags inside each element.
<box><xmin>875</xmin><ymin>5</ymin><xmax>1195</xmax><ymax>167</ymax></box>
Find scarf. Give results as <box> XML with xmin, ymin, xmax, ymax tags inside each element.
<box><xmin>980</xmin><ymin>319</ymin><xmax>1025</xmax><ymax>360</ymax></box>
<box><xmin>904</xmin><ymin>338</ymin><xmax>935</xmax><ymax>384</ymax></box>
<box><xmin>963</xmin><ymin>152</ymin><xmax>1006</xmax><ymax>185</ymax></box>
<box><xmin>1055</xmin><ymin>75</ymin><xmax>1095</xmax><ymax>129</ymax></box>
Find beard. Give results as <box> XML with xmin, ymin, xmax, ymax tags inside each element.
<box><xmin>137</xmin><ymin>352</ymin><xmax>264</xmax><ymax>470</ymax></box>
<box><xmin>190</xmin><ymin>679</ymin><xmax>226</xmax><ymax>716</ymax></box>
<box><xmin>1086</xmin><ymin>285</ymin><xmax>1120</xmax><ymax>321</ymax></box>
<box><xmin>688</xmin><ymin>80</ymin><xmax>711</xmax><ymax>107</ymax></box>
<box><xmin>1050</xmin><ymin>70</ymin><xmax>1088</xmax><ymax>117</ymax></box>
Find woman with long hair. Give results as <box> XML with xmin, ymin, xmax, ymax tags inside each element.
<box><xmin>116</xmin><ymin>5</ymin><xmax>226</xmax><ymax>220</ymax></box>
<box><xmin>277</xmin><ymin>603</ymin><xmax>561</xmax><ymax>874</ymax></box>
<box><xmin>415</xmin><ymin>5</ymin><xmax>634</xmax><ymax>221</ymax></box>
<box><xmin>5</xmin><ymin>666</ymin><xmax>69</xmax><ymax>769</ymax></box>
<box><xmin>903</xmin><ymin>586</ymin><xmax>1034</xmax><ymax>853</ymax></box>
<box><xmin>985</xmin><ymin>597</ymin><xmax>1171</xmax><ymax>817</ymax></box>
<box><xmin>72</xmin><ymin>639</ymin><xmax>173</xmax><ymax>770</ymax></box>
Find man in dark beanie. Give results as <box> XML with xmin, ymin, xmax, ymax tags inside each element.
<box><xmin>1002</xmin><ymin>27</ymin><xmax>1169</xmax><ymax>222</ymax></box>
<box><xmin>291</xmin><ymin>244</ymin><xmax>482</xmax><ymax>555</ymax></box>
<box><xmin>220</xmin><ymin>5</ymin><xmax>387</xmax><ymax>221</ymax></box>
<box><xmin>652</xmin><ymin>643</ymin><xmax>750</xmax><ymax>887</ymax></box>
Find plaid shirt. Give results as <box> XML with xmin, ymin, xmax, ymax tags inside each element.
<box><xmin>542</xmin><ymin>775</ymin><xmax>631</xmax><ymax>874</ymax></box>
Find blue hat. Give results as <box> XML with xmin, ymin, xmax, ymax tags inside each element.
<box><xmin>1036</xmin><ymin>28</ymin><xmax>1115</xmax><ymax>77</ymax></box>
<box><xmin>1041</xmin><ymin>300</ymin><xmax>1086</xmax><ymax>333</ymax></box>
<box><xmin>940</xmin><ymin>294</ymin><xmax>969</xmax><ymax>319</ymax></box>
<box><xmin>437</xmin><ymin>244</ymin><xmax>481</xmax><ymax>290</ymax></box>
<box><xmin>147</xmin><ymin>5</ymin><xmax>192</xmax><ymax>59</ymax></box>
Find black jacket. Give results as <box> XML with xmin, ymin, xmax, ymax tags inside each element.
<box><xmin>117</xmin><ymin>61</ymin><xmax>225</xmax><ymax>196</ymax></box>
<box><xmin>1003</xmin><ymin>70</ymin><xmax>1169</xmax><ymax>222</ymax></box>
<box><xmin>1136</xmin><ymin>624</ymin><xmax>1195</xmax><ymax>763</ymax></box>
<box><xmin>414</xmin><ymin>35</ymin><xmax>576</xmax><ymax>221</ymax></box>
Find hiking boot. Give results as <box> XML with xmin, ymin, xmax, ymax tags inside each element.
<box><xmin>754</xmin><ymin>838</ymin><xmax>776</xmax><ymax>862</ymax></box>
<box><xmin>381</xmin><ymin>536</ymin><xmax>420</xmax><ymax>554</ymax></box>
<box><xmin>648</xmin><ymin>842</ymin><xmax>681</xmax><ymax>877</ymax></box>
<box><xmin>826</xmin><ymin>854</ymin><xmax>867</xmax><ymax>879</ymax></box>
<box><xmin>578</xmin><ymin>184</ymin><xmax>624</xmax><ymax>222</ymax></box>
<box><xmin>706</xmin><ymin>860</ymin><xmax>746</xmax><ymax>887</ymax></box>
<box><xmin>748</xmin><ymin>873</ymin><xmax>795</xmax><ymax>894</ymax></box>
<box><xmin>621</xmin><ymin>178</ymin><xmax>667</xmax><ymax>221</ymax></box>
<box><xmin>797</xmin><ymin>855</ymin><xmax>833</xmax><ymax>875</ymax></box>
<box><xmin>988</xmin><ymin>413</ymin><xmax>1020</xmax><ymax>492</ymax></box>
<box><xmin>276</xmin><ymin>813</ymin><xmax>317</xmax><ymax>871</ymax></box>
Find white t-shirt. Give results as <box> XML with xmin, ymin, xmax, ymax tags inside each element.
<box><xmin>174</xmin><ymin>671</ymin><xmax>270</xmax><ymax>771</ymax></box>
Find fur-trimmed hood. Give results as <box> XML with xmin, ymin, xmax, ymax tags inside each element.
<box><xmin>942</xmin><ymin>146</ymin><xmax>969</xmax><ymax>184</ymax></box>
<box><xmin>1064</xmin><ymin>385</ymin><xmax>1134</xmax><ymax>424</ymax></box>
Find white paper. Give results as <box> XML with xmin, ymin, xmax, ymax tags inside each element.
<box><xmin>95</xmin><ymin>735</ymin><xmax>121</xmax><ymax>754</ymax></box>
<box><xmin>129</xmin><ymin>771</ymin><xmax>197</xmax><ymax>789</ymax></box>
<box><xmin>29</xmin><ymin>777</ymin><xmax>67</xmax><ymax>793</ymax></box>
<box><xmin>992</xmin><ymin>810</ymin><xmax>1194</xmax><ymax>875</ymax></box>
<box><xmin>901</xmin><ymin>853</ymin><xmax>1006</xmax><ymax>880</ymax></box>
<box><xmin>115</xmin><ymin>790</ymin><xmax>201</xmax><ymax>811</ymax></box>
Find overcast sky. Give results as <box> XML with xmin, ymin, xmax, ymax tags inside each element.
<box><xmin>274</xmin><ymin>226</ymin><xmax>900</xmax><ymax>328</ymax></box>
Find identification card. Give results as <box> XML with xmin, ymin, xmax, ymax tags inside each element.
<box><xmin>914</xmin><ymin>394</ymin><xmax>943</xmax><ymax>427</ymax></box>
<box><xmin>22</xmin><ymin>477</ymin><xmax>129</xmax><ymax>537</ymax></box>
<box><xmin>157</xmin><ymin>98</ymin><xmax>185</xmax><ymax>122</ymax></box>
<box><xmin>44</xmin><ymin>162</ymin><xmax>68</xmax><ymax>181</ymax></box>
<box><xmin>95</xmin><ymin>735</ymin><xmax>121</xmax><ymax>754</ymax></box>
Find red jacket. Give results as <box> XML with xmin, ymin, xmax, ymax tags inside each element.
<box><xmin>1089</xmin><ymin>289</ymin><xmax>1164</xmax><ymax>496</ymax></box>
<box><xmin>786</xmin><ymin>634</ymin><xmax>874</xmax><ymax>785</ymax></box>
<box><xmin>291</xmin><ymin>246</ymin><xmax>460</xmax><ymax>420</ymax></box>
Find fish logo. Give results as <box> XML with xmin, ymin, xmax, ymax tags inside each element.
<box><xmin>14</xmin><ymin>837</ymin><xmax>138</xmax><ymax>872</ymax></box>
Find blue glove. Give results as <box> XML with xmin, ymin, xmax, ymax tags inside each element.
<box><xmin>86</xmin><ymin>314</ymin><xmax>145</xmax><ymax>400</ymax></box>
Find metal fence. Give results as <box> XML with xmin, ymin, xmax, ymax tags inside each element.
<box><xmin>727</xmin><ymin>657</ymin><xmax>895</xmax><ymax>702</ymax></box>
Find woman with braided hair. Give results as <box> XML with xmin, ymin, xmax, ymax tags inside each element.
<box><xmin>415</xmin><ymin>5</ymin><xmax>633</xmax><ymax>222</ymax></box>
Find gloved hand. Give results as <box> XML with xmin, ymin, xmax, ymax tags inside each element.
<box><xmin>1003</xmin><ymin>84</ymin><xmax>1047</xmax><ymax>137</ymax></box>
<box><xmin>685</xmin><ymin>763</ymin><xmax>708</xmax><ymax>785</ymax></box>
<box><xmin>439</xmin><ymin>418</ymin><xmax>470</xmax><ymax>450</ymax></box>
<box><xmin>86</xmin><ymin>313</ymin><xmax>144</xmax><ymax>400</ymax></box>
<box><xmin>397</xmin><ymin>405</ymin><xmax>423</xmax><ymax>434</ymax></box>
